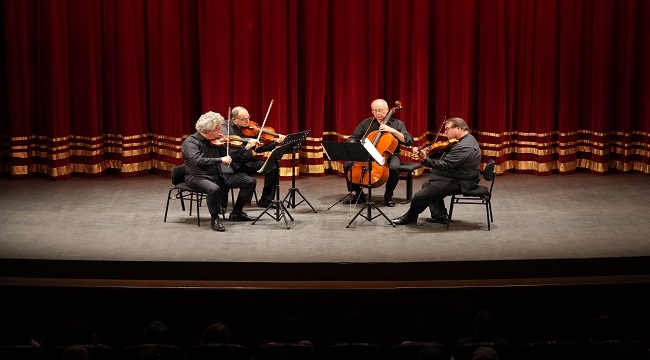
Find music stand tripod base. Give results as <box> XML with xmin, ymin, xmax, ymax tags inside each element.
<box><xmin>321</xmin><ymin>141</ymin><xmax>395</xmax><ymax>227</ymax></box>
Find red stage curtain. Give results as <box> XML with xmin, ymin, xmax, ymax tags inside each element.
<box><xmin>1</xmin><ymin>0</ymin><xmax>649</xmax><ymax>179</ymax></box>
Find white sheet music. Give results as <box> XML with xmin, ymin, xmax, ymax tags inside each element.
<box><xmin>362</xmin><ymin>139</ymin><xmax>385</xmax><ymax>165</ymax></box>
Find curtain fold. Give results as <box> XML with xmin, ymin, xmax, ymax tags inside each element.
<box><xmin>2</xmin><ymin>0</ymin><xmax>649</xmax><ymax>179</ymax></box>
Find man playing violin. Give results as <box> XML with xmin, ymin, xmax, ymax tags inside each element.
<box><xmin>222</xmin><ymin>106</ymin><xmax>286</xmax><ymax>209</ymax></box>
<box><xmin>391</xmin><ymin>117</ymin><xmax>481</xmax><ymax>225</ymax></box>
<box><xmin>181</xmin><ymin>111</ymin><xmax>258</xmax><ymax>232</ymax></box>
<box><xmin>343</xmin><ymin>99</ymin><xmax>414</xmax><ymax>207</ymax></box>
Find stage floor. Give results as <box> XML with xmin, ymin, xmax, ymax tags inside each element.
<box><xmin>1</xmin><ymin>171</ymin><xmax>650</xmax><ymax>288</ymax></box>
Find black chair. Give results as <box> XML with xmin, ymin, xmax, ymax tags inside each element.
<box><xmin>398</xmin><ymin>162</ymin><xmax>423</xmax><ymax>203</ymax></box>
<box><xmin>515</xmin><ymin>341</ymin><xmax>581</xmax><ymax>360</ymax></box>
<box><xmin>0</xmin><ymin>345</ymin><xmax>49</xmax><ymax>360</ymax></box>
<box><xmin>324</xmin><ymin>343</ymin><xmax>385</xmax><ymax>360</ymax></box>
<box><xmin>584</xmin><ymin>340</ymin><xmax>647</xmax><ymax>360</ymax></box>
<box><xmin>164</xmin><ymin>164</ymin><xmax>226</xmax><ymax>226</ymax></box>
<box><xmin>447</xmin><ymin>159</ymin><xmax>496</xmax><ymax>230</ymax></box>
<box><xmin>187</xmin><ymin>343</ymin><xmax>252</xmax><ymax>360</ymax></box>
<box><xmin>124</xmin><ymin>344</ymin><xmax>185</xmax><ymax>360</ymax></box>
<box><xmin>256</xmin><ymin>343</ymin><xmax>315</xmax><ymax>360</ymax></box>
<box><xmin>390</xmin><ymin>342</ymin><xmax>451</xmax><ymax>360</ymax></box>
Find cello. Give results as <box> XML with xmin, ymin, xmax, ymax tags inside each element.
<box><xmin>348</xmin><ymin>100</ymin><xmax>403</xmax><ymax>188</ymax></box>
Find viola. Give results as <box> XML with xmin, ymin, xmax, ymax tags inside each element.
<box><xmin>413</xmin><ymin>138</ymin><xmax>459</xmax><ymax>160</ymax></box>
<box><xmin>210</xmin><ymin>135</ymin><xmax>251</xmax><ymax>148</ymax></box>
<box><xmin>348</xmin><ymin>100</ymin><xmax>403</xmax><ymax>188</ymax></box>
<box><xmin>241</xmin><ymin>120</ymin><xmax>281</xmax><ymax>142</ymax></box>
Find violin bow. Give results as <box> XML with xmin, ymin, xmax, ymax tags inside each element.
<box><xmin>255</xmin><ymin>99</ymin><xmax>274</xmax><ymax>143</ymax></box>
<box><xmin>226</xmin><ymin>107</ymin><xmax>232</xmax><ymax>156</ymax></box>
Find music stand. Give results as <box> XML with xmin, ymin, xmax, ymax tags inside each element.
<box><xmin>281</xmin><ymin>130</ymin><xmax>317</xmax><ymax>212</ymax></box>
<box><xmin>321</xmin><ymin>141</ymin><xmax>395</xmax><ymax>227</ymax></box>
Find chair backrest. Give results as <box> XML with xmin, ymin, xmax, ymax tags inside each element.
<box><xmin>0</xmin><ymin>345</ymin><xmax>49</xmax><ymax>360</ymax></box>
<box><xmin>483</xmin><ymin>159</ymin><xmax>496</xmax><ymax>182</ymax></box>
<box><xmin>324</xmin><ymin>343</ymin><xmax>385</xmax><ymax>360</ymax></box>
<box><xmin>125</xmin><ymin>344</ymin><xmax>185</xmax><ymax>360</ymax></box>
<box><xmin>584</xmin><ymin>340</ymin><xmax>647</xmax><ymax>360</ymax></box>
<box><xmin>517</xmin><ymin>341</ymin><xmax>581</xmax><ymax>360</ymax></box>
<box><xmin>256</xmin><ymin>343</ymin><xmax>314</xmax><ymax>360</ymax></box>
<box><xmin>390</xmin><ymin>343</ymin><xmax>451</xmax><ymax>360</ymax></box>
<box><xmin>187</xmin><ymin>343</ymin><xmax>252</xmax><ymax>360</ymax></box>
<box><xmin>170</xmin><ymin>165</ymin><xmax>187</xmax><ymax>185</ymax></box>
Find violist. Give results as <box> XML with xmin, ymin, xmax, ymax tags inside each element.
<box><xmin>391</xmin><ymin>117</ymin><xmax>481</xmax><ymax>225</ymax></box>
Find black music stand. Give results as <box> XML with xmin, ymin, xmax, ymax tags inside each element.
<box><xmin>252</xmin><ymin>132</ymin><xmax>307</xmax><ymax>229</ymax></box>
<box><xmin>281</xmin><ymin>130</ymin><xmax>317</xmax><ymax>212</ymax></box>
<box><xmin>322</xmin><ymin>141</ymin><xmax>395</xmax><ymax>227</ymax></box>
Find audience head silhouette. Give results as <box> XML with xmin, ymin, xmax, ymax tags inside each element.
<box><xmin>201</xmin><ymin>322</ymin><xmax>231</xmax><ymax>344</ymax></box>
<box><xmin>417</xmin><ymin>344</ymin><xmax>447</xmax><ymax>360</ymax></box>
<box><xmin>472</xmin><ymin>346</ymin><xmax>499</xmax><ymax>360</ymax></box>
<box><xmin>143</xmin><ymin>320</ymin><xmax>169</xmax><ymax>344</ymax></box>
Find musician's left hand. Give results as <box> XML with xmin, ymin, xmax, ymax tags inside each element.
<box><xmin>246</xmin><ymin>139</ymin><xmax>261</xmax><ymax>150</ymax></box>
<box><xmin>276</xmin><ymin>134</ymin><xmax>286</xmax><ymax>144</ymax></box>
<box><xmin>379</xmin><ymin>124</ymin><xmax>394</xmax><ymax>134</ymax></box>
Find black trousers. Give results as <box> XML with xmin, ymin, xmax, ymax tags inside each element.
<box><xmin>186</xmin><ymin>173</ymin><xmax>256</xmax><ymax>216</ymax></box>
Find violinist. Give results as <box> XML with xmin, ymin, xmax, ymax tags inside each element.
<box><xmin>181</xmin><ymin>111</ymin><xmax>258</xmax><ymax>232</ymax></box>
<box><xmin>221</xmin><ymin>106</ymin><xmax>286</xmax><ymax>209</ymax></box>
<box><xmin>391</xmin><ymin>117</ymin><xmax>481</xmax><ymax>225</ymax></box>
<box><xmin>343</xmin><ymin>99</ymin><xmax>413</xmax><ymax>207</ymax></box>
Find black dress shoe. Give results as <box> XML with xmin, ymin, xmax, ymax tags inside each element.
<box><xmin>229</xmin><ymin>212</ymin><xmax>256</xmax><ymax>221</ymax></box>
<box><xmin>258</xmin><ymin>201</ymin><xmax>277</xmax><ymax>209</ymax></box>
<box><xmin>343</xmin><ymin>193</ymin><xmax>366</xmax><ymax>204</ymax></box>
<box><xmin>211</xmin><ymin>219</ymin><xmax>225</xmax><ymax>232</ymax></box>
<box><xmin>425</xmin><ymin>214</ymin><xmax>449</xmax><ymax>224</ymax></box>
<box><xmin>384</xmin><ymin>196</ymin><xmax>395</xmax><ymax>207</ymax></box>
<box><xmin>391</xmin><ymin>214</ymin><xmax>416</xmax><ymax>225</ymax></box>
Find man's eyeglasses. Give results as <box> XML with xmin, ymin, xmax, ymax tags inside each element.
<box><xmin>444</xmin><ymin>126</ymin><xmax>455</xmax><ymax>132</ymax></box>
<box><xmin>238</xmin><ymin>115</ymin><xmax>251</xmax><ymax>121</ymax></box>
<box><xmin>371</xmin><ymin>109</ymin><xmax>387</xmax><ymax>114</ymax></box>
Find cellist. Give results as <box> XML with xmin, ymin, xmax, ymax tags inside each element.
<box><xmin>343</xmin><ymin>99</ymin><xmax>414</xmax><ymax>207</ymax></box>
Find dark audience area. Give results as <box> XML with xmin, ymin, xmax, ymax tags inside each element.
<box><xmin>2</xmin><ymin>283</ymin><xmax>650</xmax><ymax>359</ymax></box>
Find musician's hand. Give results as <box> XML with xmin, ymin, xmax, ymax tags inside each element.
<box><xmin>417</xmin><ymin>149</ymin><xmax>428</xmax><ymax>161</ymax></box>
<box><xmin>276</xmin><ymin>134</ymin><xmax>286</xmax><ymax>144</ymax></box>
<box><xmin>379</xmin><ymin>124</ymin><xmax>394</xmax><ymax>133</ymax></box>
<box><xmin>221</xmin><ymin>156</ymin><xmax>232</xmax><ymax>166</ymax></box>
<box><xmin>245</xmin><ymin>139</ymin><xmax>260</xmax><ymax>150</ymax></box>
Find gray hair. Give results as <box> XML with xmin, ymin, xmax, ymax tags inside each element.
<box><xmin>195</xmin><ymin>111</ymin><xmax>225</xmax><ymax>133</ymax></box>
<box><xmin>446</xmin><ymin>117</ymin><xmax>470</xmax><ymax>131</ymax></box>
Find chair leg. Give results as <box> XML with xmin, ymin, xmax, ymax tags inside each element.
<box><xmin>164</xmin><ymin>189</ymin><xmax>173</xmax><ymax>222</ymax></box>
<box><xmin>196</xmin><ymin>193</ymin><xmax>201</xmax><ymax>227</ymax></box>
<box><xmin>447</xmin><ymin>196</ymin><xmax>456</xmax><ymax>229</ymax></box>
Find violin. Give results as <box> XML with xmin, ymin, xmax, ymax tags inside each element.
<box><xmin>413</xmin><ymin>138</ymin><xmax>459</xmax><ymax>160</ymax></box>
<box><xmin>241</xmin><ymin>120</ymin><xmax>281</xmax><ymax>142</ymax></box>
<box><xmin>209</xmin><ymin>135</ymin><xmax>251</xmax><ymax>148</ymax></box>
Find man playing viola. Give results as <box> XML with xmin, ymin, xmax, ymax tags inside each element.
<box><xmin>391</xmin><ymin>117</ymin><xmax>481</xmax><ymax>225</ymax></box>
<box><xmin>181</xmin><ymin>111</ymin><xmax>258</xmax><ymax>232</ymax></box>
<box><xmin>222</xmin><ymin>106</ymin><xmax>286</xmax><ymax>209</ymax></box>
<box><xmin>343</xmin><ymin>99</ymin><xmax>414</xmax><ymax>207</ymax></box>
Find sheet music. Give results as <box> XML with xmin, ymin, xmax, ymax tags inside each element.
<box><xmin>362</xmin><ymin>139</ymin><xmax>385</xmax><ymax>165</ymax></box>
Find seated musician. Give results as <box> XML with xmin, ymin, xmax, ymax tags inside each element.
<box><xmin>343</xmin><ymin>99</ymin><xmax>413</xmax><ymax>207</ymax></box>
<box><xmin>181</xmin><ymin>111</ymin><xmax>258</xmax><ymax>232</ymax></box>
<box><xmin>222</xmin><ymin>106</ymin><xmax>286</xmax><ymax>209</ymax></box>
<box><xmin>391</xmin><ymin>117</ymin><xmax>481</xmax><ymax>225</ymax></box>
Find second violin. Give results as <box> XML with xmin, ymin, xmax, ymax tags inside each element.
<box><xmin>413</xmin><ymin>138</ymin><xmax>459</xmax><ymax>160</ymax></box>
<box><xmin>241</xmin><ymin>120</ymin><xmax>282</xmax><ymax>142</ymax></box>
